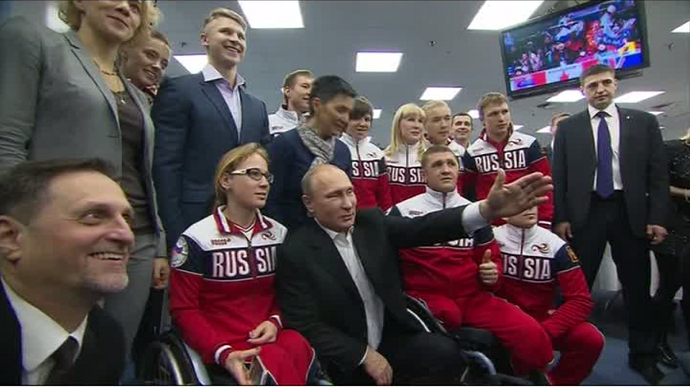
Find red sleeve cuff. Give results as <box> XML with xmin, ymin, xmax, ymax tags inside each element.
<box><xmin>215</xmin><ymin>345</ymin><xmax>233</xmax><ymax>365</ymax></box>
<box><xmin>269</xmin><ymin>314</ymin><xmax>283</xmax><ymax>330</ymax></box>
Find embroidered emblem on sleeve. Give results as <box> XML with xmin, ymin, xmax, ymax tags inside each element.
<box><xmin>171</xmin><ymin>237</ymin><xmax>189</xmax><ymax>268</ymax></box>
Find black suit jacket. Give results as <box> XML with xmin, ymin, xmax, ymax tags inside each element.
<box><xmin>552</xmin><ymin>106</ymin><xmax>669</xmax><ymax>237</ymax></box>
<box><xmin>0</xmin><ymin>284</ymin><xmax>125</xmax><ymax>385</ymax></box>
<box><xmin>152</xmin><ymin>72</ymin><xmax>270</xmax><ymax>249</ymax></box>
<box><xmin>276</xmin><ymin>206</ymin><xmax>470</xmax><ymax>374</ymax></box>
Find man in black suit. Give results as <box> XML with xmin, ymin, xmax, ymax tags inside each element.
<box><xmin>0</xmin><ymin>159</ymin><xmax>132</xmax><ymax>384</ymax></box>
<box><xmin>277</xmin><ymin>164</ymin><xmax>552</xmax><ymax>385</ymax></box>
<box><xmin>553</xmin><ymin>64</ymin><xmax>669</xmax><ymax>384</ymax></box>
<box><xmin>153</xmin><ymin>8</ymin><xmax>270</xmax><ymax>249</ymax></box>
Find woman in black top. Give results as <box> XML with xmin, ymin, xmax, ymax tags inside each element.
<box><xmin>653</xmin><ymin>129</ymin><xmax>690</xmax><ymax>365</ymax></box>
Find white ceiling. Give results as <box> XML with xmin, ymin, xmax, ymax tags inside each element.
<box><xmin>9</xmin><ymin>0</ymin><xmax>690</xmax><ymax>144</ymax></box>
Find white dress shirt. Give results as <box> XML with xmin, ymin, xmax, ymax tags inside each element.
<box><xmin>2</xmin><ymin>277</ymin><xmax>87</xmax><ymax>385</ymax></box>
<box><xmin>589</xmin><ymin>103</ymin><xmax>624</xmax><ymax>191</ymax></box>
<box><xmin>316</xmin><ymin>221</ymin><xmax>385</xmax><ymax>355</ymax></box>
<box><xmin>315</xmin><ymin>201</ymin><xmax>489</xmax><ymax>364</ymax></box>
<box><xmin>202</xmin><ymin>64</ymin><xmax>245</xmax><ymax>136</ymax></box>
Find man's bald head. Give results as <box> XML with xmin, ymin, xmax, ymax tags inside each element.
<box><xmin>301</xmin><ymin>164</ymin><xmax>347</xmax><ymax>197</ymax></box>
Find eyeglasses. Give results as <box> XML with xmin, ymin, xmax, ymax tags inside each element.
<box><xmin>229</xmin><ymin>168</ymin><xmax>274</xmax><ymax>183</ymax></box>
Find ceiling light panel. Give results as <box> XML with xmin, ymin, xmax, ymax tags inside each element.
<box><xmin>420</xmin><ymin>87</ymin><xmax>462</xmax><ymax>101</ymax></box>
<box><xmin>468</xmin><ymin>1</ymin><xmax>544</xmax><ymax>31</ymax></box>
<box><xmin>238</xmin><ymin>1</ymin><xmax>304</xmax><ymax>29</ymax></box>
<box><xmin>614</xmin><ymin>91</ymin><xmax>665</xmax><ymax>103</ymax></box>
<box><xmin>672</xmin><ymin>21</ymin><xmax>690</xmax><ymax>33</ymax></box>
<box><xmin>468</xmin><ymin>109</ymin><xmax>480</xmax><ymax>119</ymax></box>
<box><xmin>356</xmin><ymin>52</ymin><xmax>403</xmax><ymax>72</ymax></box>
<box><xmin>546</xmin><ymin>90</ymin><xmax>585</xmax><ymax>103</ymax></box>
<box><xmin>174</xmin><ymin>55</ymin><xmax>208</xmax><ymax>74</ymax></box>
<box><xmin>536</xmin><ymin>126</ymin><xmax>552</xmax><ymax>134</ymax></box>
<box><xmin>373</xmin><ymin>109</ymin><xmax>382</xmax><ymax>119</ymax></box>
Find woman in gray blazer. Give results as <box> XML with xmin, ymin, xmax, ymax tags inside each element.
<box><xmin>0</xmin><ymin>1</ymin><xmax>167</xmax><ymax>374</ymax></box>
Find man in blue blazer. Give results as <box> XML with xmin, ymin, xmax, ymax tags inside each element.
<box><xmin>152</xmin><ymin>8</ymin><xmax>270</xmax><ymax>249</ymax></box>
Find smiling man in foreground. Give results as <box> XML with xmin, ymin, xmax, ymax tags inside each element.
<box><xmin>0</xmin><ymin>159</ymin><xmax>134</xmax><ymax>385</ymax></box>
<box><xmin>277</xmin><ymin>163</ymin><xmax>552</xmax><ymax>385</ymax></box>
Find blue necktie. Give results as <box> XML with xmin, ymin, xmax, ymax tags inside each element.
<box><xmin>596</xmin><ymin>111</ymin><xmax>614</xmax><ymax>198</ymax></box>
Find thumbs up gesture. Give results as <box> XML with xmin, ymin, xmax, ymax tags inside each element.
<box><xmin>479</xmin><ymin>249</ymin><xmax>498</xmax><ymax>285</ymax></box>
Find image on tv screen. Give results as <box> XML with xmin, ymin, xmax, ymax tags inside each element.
<box><xmin>501</xmin><ymin>0</ymin><xmax>646</xmax><ymax>96</ymax></box>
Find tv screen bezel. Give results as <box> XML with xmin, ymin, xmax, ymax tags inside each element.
<box><xmin>499</xmin><ymin>0</ymin><xmax>651</xmax><ymax>100</ymax></box>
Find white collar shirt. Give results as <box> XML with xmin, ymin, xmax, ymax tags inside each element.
<box><xmin>1</xmin><ymin>277</ymin><xmax>88</xmax><ymax>385</ymax></box>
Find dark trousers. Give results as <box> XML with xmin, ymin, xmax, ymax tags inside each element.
<box><xmin>570</xmin><ymin>192</ymin><xmax>656</xmax><ymax>359</ymax></box>
<box><xmin>328</xmin><ymin>325</ymin><xmax>467</xmax><ymax>385</ymax></box>
<box><xmin>654</xmin><ymin>247</ymin><xmax>690</xmax><ymax>347</ymax></box>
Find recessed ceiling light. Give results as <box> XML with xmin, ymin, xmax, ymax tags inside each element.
<box><xmin>546</xmin><ymin>90</ymin><xmax>585</xmax><ymax>103</ymax></box>
<box><xmin>356</xmin><ymin>52</ymin><xmax>403</xmax><ymax>72</ymax></box>
<box><xmin>238</xmin><ymin>1</ymin><xmax>304</xmax><ymax>29</ymax></box>
<box><xmin>672</xmin><ymin>21</ymin><xmax>690</xmax><ymax>33</ymax></box>
<box><xmin>468</xmin><ymin>0</ymin><xmax>545</xmax><ymax>30</ymax></box>
<box><xmin>174</xmin><ymin>55</ymin><xmax>208</xmax><ymax>74</ymax></box>
<box><xmin>468</xmin><ymin>109</ymin><xmax>480</xmax><ymax>119</ymax></box>
<box><xmin>536</xmin><ymin>126</ymin><xmax>552</xmax><ymax>134</ymax></box>
<box><xmin>420</xmin><ymin>87</ymin><xmax>462</xmax><ymax>101</ymax></box>
<box><xmin>648</xmin><ymin>111</ymin><xmax>664</xmax><ymax>116</ymax></box>
<box><xmin>373</xmin><ymin>109</ymin><xmax>382</xmax><ymax>119</ymax></box>
<box><xmin>660</xmin><ymin>126</ymin><xmax>666</xmax><ymax>130</ymax></box>
<box><xmin>614</xmin><ymin>91</ymin><xmax>665</xmax><ymax>103</ymax></box>
<box><xmin>513</xmin><ymin>125</ymin><xmax>524</xmax><ymax>130</ymax></box>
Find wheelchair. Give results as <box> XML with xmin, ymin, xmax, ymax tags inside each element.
<box><xmin>404</xmin><ymin>295</ymin><xmax>533</xmax><ymax>385</ymax></box>
<box><xmin>138</xmin><ymin>295</ymin><xmax>530</xmax><ymax>385</ymax></box>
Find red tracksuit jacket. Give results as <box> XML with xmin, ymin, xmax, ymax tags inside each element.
<box><xmin>462</xmin><ymin>130</ymin><xmax>553</xmax><ymax>228</ymax></box>
<box><xmin>169</xmin><ymin>207</ymin><xmax>286</xmax><ymax>365</ymax></box>
<box><xmin>384</xmin><ymin>142</ymin><xmax>427</xmax><ymax>206</ymax></box>
<box><xmin>340</xmin><ymin>133</ymin><xmax>393</xmax><ymax>211</ymax></box>
<box><xmin>493</xmin><ymin>223</ymin><xmax>593</xmax><ymax>338</ymax></box>
<box><xmin>389</xmin><ymin>187</ymin><xmax>501</xmax><ymax>297</ymax></box>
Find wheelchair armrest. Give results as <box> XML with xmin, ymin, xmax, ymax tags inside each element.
<box><xmin>404</xmin><ymin>294</ymin><xmax>448</xmax><ymax>334</ymax></box>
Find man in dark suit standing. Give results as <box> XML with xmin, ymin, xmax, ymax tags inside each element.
<box><xmin>0</xmin><ymin>159</ymin><xmax>132</xmax><ymax>384</ymax></box>
<box><xmin>553</xmin><ymin>64</ymin><xmax>669</xmax><ymax>384</ymax></box>
<box><xmin>277</xmin><ymin>164</ymin><xmax>552</xmax><ymax>385</ymax></box>
<box><xmin>152</xmin><ymin>8</ymin><xmax>270</xmax><ymax>249</ymax></box>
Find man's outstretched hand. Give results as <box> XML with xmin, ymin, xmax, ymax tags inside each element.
<box><xmin>479</xmin><ymin>169</ymin><xmax>552</xmax><ymax>221</ymax></box>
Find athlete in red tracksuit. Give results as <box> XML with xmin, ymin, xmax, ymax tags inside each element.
<box><xmin>385</xmin><ymin>142</ymin><xmax>427</xmax><ymax>205</ymax></box>
<box><xmin>494</xmin><ymin>207</ymin><xmax>604</xmax><ymax>385</ymax></box>
<box><xmin>462</xmin><ymin>127</ymin><xmax>553</xmax><ymax>228</ymax></box>
<box><xmin>388</xmin><ymin>145</ymin><xmax>553</xmax><ymax>377</ymax></box>
<box><xmin>341</xmin><ymin>132</ymin><xmax>392</xmax><ymax>210</ymax></box>
<box><xmin>169</xmin><ymin>207</ymin><xmax>318</xmax><ymax>385</ymax></box>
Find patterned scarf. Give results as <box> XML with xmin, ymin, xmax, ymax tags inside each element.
<box><xmin>297</xmin><ymin>126</ymin><xmax>335</xmax><ymax>169</ymax></box>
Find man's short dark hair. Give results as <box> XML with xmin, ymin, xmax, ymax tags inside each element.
<box><xmin>452</xmin><ymin>112</ymin><xmax>474</xmax><ymax>129</ymax></box>
<box><xmin>0</xmin><ymin>159</ymin><xmax>116</xmax><ymax>223</ymax></box>
<box><xmin>580</xmin><ymin>64</ymin><xmax>615</xmax><ymax>86</ymax></box>
<box><xmin>421</xmin><ymin>145</ymin><xmax>456</xmax><ymax>168</ymax></box>
<box><xmin>351</xmin><ymin>96</ymin><xmax>374</xmax><ymax>120</ymax></box>
<box><xmin>282</xmin><ymin>69</ymin><xmax>315</xmax><ymax>106</ymax></box>
<box><xmin>309</xmin><ymin>75</ymin><xmax>357</xmax><ymax>114</ymax></box>
<box><xmin>550</xmin><ymin>112</ymin><xmax>572</xmax><ymax>127</ymax></box>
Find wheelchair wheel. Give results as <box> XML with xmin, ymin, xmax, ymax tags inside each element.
<box><xmin>137</xmin><ymin>340</ymin><xmax>198</xmax><ymax>385</ymax></box>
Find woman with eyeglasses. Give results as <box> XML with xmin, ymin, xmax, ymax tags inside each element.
<box><xmin>169</xmin><ymin>143</ymin><xmax>319</xmax><ymax>385</ymax></box>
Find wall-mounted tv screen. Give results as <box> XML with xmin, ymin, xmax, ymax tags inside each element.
<box><xmin>500</xmin><ymin>0</ymin><xmax>649</xmax><ymax>99</ymax></box>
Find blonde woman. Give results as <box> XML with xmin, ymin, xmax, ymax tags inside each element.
<box><xmin>384</xmin><ymin>103</ymin><xmax>428</xmax><ymax>205</ymax></box>
<box><xmin>169</xmin><ymin>143</ymin><xmax>319</xmax><ymax>385</ymax></box>
<box><xmin>0</xmin><ymin>1</ymin><xmax>168</xmax><ymax>371</ymax></box>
